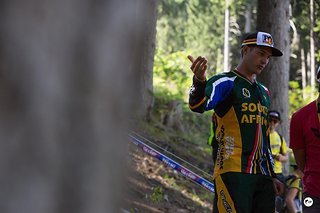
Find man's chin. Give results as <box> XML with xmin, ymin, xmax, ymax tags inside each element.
<box><xmin>257</xmin><ymin>66</ymin><xmax>265</xmax><ymax>73</ymax></box>
<box><xmin>255</xmin><ymin>69</ymin><xmax>263</xmax><ymax>75</ymax></box>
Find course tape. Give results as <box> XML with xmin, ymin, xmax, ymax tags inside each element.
<box><xmin>129</xmin><ymin>134</ymin><xmax>215</xmax><ymax>194</ymax></box>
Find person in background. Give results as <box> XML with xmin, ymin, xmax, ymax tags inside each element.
<box><xmin>188</xmin><ymin>31</ymin><xmax>284</xmax><ymax>212</ymax></box>
<box><xmin>269</xmin><ymin>110</ymin><xmax>288</xmax><ymax>182</ymax></box>
<box><xmin>284</xmin><ymin>164</ymin><xmax>303</xmax><ymax>213</ymax></box>
<box><xmin>290</xmin><ymin>66</ymin><xmax>320</xmax><ymax>212</ymax></box>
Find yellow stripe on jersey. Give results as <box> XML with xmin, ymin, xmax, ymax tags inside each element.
<box><xmin>189</xmin><ymin>97</ymin><xmax>206</xmax><ymax>110</ymax></box>
<box><xmin>214</xmin><ymin>107</ymin><xmax>242</xmax><ymax>179</ymax></box>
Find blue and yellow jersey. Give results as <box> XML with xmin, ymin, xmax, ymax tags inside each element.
<box><xmin>189</xmin><ymin>70</ymin><xmax>275</xmax><ymax>178</ymax></box>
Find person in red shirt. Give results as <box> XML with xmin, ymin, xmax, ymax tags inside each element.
<box><xmin>290</xmin><ymin>66</ymin><xmax>320</xmax><ymax>213</ymax></box>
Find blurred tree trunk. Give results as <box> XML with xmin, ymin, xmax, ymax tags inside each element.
<box><xmin>0</xmin><ymin>0</ymin><xmax>153</xmax><ymax>212</ymax></box>
<box><xmin>256</xmin><ymin>0</ymin><xmax>290</xmax><ymax>173</ymax></box>
<box><xmin>244</xmin><ymin>3</ymin><xmax>252</xmax><ymax>33</ymax></box>
<box><xmin>307</xmin><ymin>52</ymin><xmax>311</xmax><ymax>85</ymax></box>
<box><xmin>310</xmin><ymin>0</ymin><xmax>316</xmax><ymax>90</ymax></box>
<box><xmin>301</xmin><ymin>48</ymin><xmax>307</xmax><ymax>98</ymax></box>
<box><xmin>138</xmin><ymin>0</ymin><xmax>158</xmax><ymax>121</ymax></box>
<box><xmin>223</xmin><ymin>1</ymin><xmax>230</xmax><ymax>72</ymax></box>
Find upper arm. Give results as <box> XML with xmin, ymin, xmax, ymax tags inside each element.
<box><xmin>205</xmin><ymin>76</ymin><xmax>236</xmax><ymax>111</ymax></box>
<box><xmin>281</xmin><ymin>138</ymin><xmax>288</xmax><ymax>155</ymax></box>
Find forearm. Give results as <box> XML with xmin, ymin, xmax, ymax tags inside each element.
<box><xmin>285</xmin><ymin>199</ymin><xmax>296</xmax><ymax>213</ymax></box>
<box><xmin>189</xmin><ymin>76</ymin><xmax>207</xmax><ymax>113</ymax></box>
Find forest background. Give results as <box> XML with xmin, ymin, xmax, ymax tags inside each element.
<box><xmin>150</xmin><ymin>0</ymin><xmax>320</xmax><ymax>145</ymax></box>
<box><xmin>0</xmin><ymin>0</ymin><xmax>319</xmax><ymax>212</ymax></box>
<box><xmin>125</xmin><ymin>1</ymin><xmax>320</xmax><ymax>211</ymax></box>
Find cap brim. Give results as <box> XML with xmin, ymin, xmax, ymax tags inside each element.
<box><xmin>243</xmin><ymin>43</ymin><xmax>283</xmax><ymax>57</ymax></box>
<box><xmin>271</xmin><ymin>47</ymin><xmax>283</xmax><ymax>57</ymax></box>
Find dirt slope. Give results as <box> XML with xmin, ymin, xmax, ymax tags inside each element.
<box><xmin>123</xmin><ymin>139</ymin><xmax>214</xmax><ymax>213</ymax></box>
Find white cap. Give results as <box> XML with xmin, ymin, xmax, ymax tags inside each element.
<box><xmin>241</xmin><ymin>31</ymin><xmax>283</xmax><ymax>57</ymax></box>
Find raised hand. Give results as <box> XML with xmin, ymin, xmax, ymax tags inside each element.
<box><xmin>187</xmin><ymin>55</ymin><xmax>208</xmax><ymax>82</ymax></box>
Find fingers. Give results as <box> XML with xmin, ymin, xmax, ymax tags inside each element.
<box><xmin>277</xmin><ymin>185</ymin><xmax>284</xmax><ymax>196</ymax></box>
<box><xmin>190</xmin><ymin>56</ymin><xmax>199</xmax><ymax>70</ymax></box>
<box><xmin>188</xmin><ymin>55</ymin><xmax>207</xmax><ymax>81</ymax></box>
<box><xmin>273</xmin><ymin>179</ymin><xmax>284</xmax><ymax>196</ymax></box>
<box><xmin>201</xmin><ymin>64</ymin><xmax>208</xmax><ymax>72</ymax></box>
<box><xmin>190</xmin><ymin>56</ymin><xmax>207</xmax><ymax>71</ymax></box>
<box><xmin>274</xmin><ymin>184</ymin><xmax>280</xmax><ymax>195</ymax></box>
<box><xmin>187</xmin><ymin>55</ymin><xmax>194</xmax><ymax>63</ymax></box>
<box><xmin>194</xmin><ymin>57</ymin><xmax>206</xmax><ymax>72</ymax></box>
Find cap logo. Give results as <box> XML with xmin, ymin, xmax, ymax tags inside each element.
<box><xmin>261</xmin><ymin>34</ymin><xmax>273</xmax><ymax>46</ymax></box>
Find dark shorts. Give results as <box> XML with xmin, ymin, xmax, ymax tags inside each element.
<box><xmin>303</xmin><ymin>192</ymin><xmax>320</xmax><ymax>213</ymax></box>
<box><xmin>213</xmin><ymin>172</ymin><xmax>275</xmax><ymax>213</ymax></box>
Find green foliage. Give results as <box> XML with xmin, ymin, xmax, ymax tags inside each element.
<box><xmin>152</xmin><ymin>0</ymin><xmax>320</xmax><ymax>151</ymax></box>
<box><xmin>146</xmin><ymin>88</ymin><xmax>212</xmax><ymax>146</ymax></box>
<box><xmin>316</xmin><ymin>51</ymin><xmax>320</xmax><ymax>63</ymax></box>
<box><xmin>289</xmin><ymin>81</ymin><xmax>317</xmax><ymax>116</ymax></box>
<box><xmin>156</xmin><ymin>0</ymin><xmax>227</xmax><ymax>74</ymax></box>
<box><xmin>290</xmin><ymin>0</ymin><xmax>320</xmax><ymax>81</ymax></box>
<box><xmin>150</xmin><ymin>186</ymin><xmax>164</xmax><ymax>202</ymax></box>
<box><xmin>154</xmin><ymin>49</ymin><xmax>193</xmax><ymax>101</ymax></box>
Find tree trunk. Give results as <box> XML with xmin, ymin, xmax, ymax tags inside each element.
<box><xmin>223</xmin><ymin>1</ymin><xmax>230</xmax><ymax>72</ymax></box>
<box><xmin>301</xmin><ymin>48</ymin><xmax>307</xmax><ymax>98</ymax></box>
<box><xmin>310</xmin><ymin>0</ymin><xmax>316</xmax><ymax>90</ymax></box>
<box><xmin>138</xmin><ymin>0</ymin><xmax>158</xmax><ymax>121</ymax></box>
<box><xmin>256</xmin><ymin>0</ymin><xmax>290</xmax><ymax>173</ymax></box>
<box><xmin>0</xmin><ymin>0</ymin><xmax>151</xmax><ymax>212</ymax></box>
<box><xmin>307</xmin><ymin>51</ymin><xmax>311</xmax><ymax>85</ymax></box>
<box><xmin>244</xmin><ymin>3</ymin><xmax>252</xmax><ymax>33</ymax></box>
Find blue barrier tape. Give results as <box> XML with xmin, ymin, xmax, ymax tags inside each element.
<box><xmin>129</xmin><ymin>134</ymin><xmax>215</xmax><ymax>194</ymax></box>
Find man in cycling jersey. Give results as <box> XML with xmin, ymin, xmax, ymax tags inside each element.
<box><xmin>188</xmin><ymin>31</ymin><xmax>284</xmax><ymax>212</ymax></box>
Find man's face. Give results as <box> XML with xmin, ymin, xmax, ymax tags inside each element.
<box><xmin>243</xmin><ymin>46</ymin><xmax>273</xmax><ymax>75</ymax></box>
<box><xmin>269</xmin><ymin>117</ymin><xmax>280</xmax><ymax>131</ymax></box>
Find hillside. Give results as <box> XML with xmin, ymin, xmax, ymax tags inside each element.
<box><xmin>123</xmin><ymin>100</ymin><xmax>215</xmax><ymax>212</ymax></box>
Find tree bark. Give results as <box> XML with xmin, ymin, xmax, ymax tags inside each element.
<box><xmin>138</xmin><ymin>0</ymin><xmax>158</xmax><ymax>121</ymax></box>
<box><xmin>0</xmin><ymin>0</ymin><xmax>151</xmax><ymax>212</ymax></box>
<box><xmin>256</xmin><ymin>0</ymin><xmax>290</xmax><ymax>173</ymax></box>
<box><xmin>223</xmin><ymin>1</ymin><xmax>230</xmax><ymax>72</ymax></box>
<box><xmin>310</xmin><ymin>0</ymin><xmax>316</xmax><ymax>90</ymax></box>
<box><xmin>244</xmin><ymin>3</ymin><xmax>252</xmax><ymax>33</ymax></box>
<box><xmin>301</xmin><ymin>48</ymin><xmax>307</xmax><ymax>98</ymax></box>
